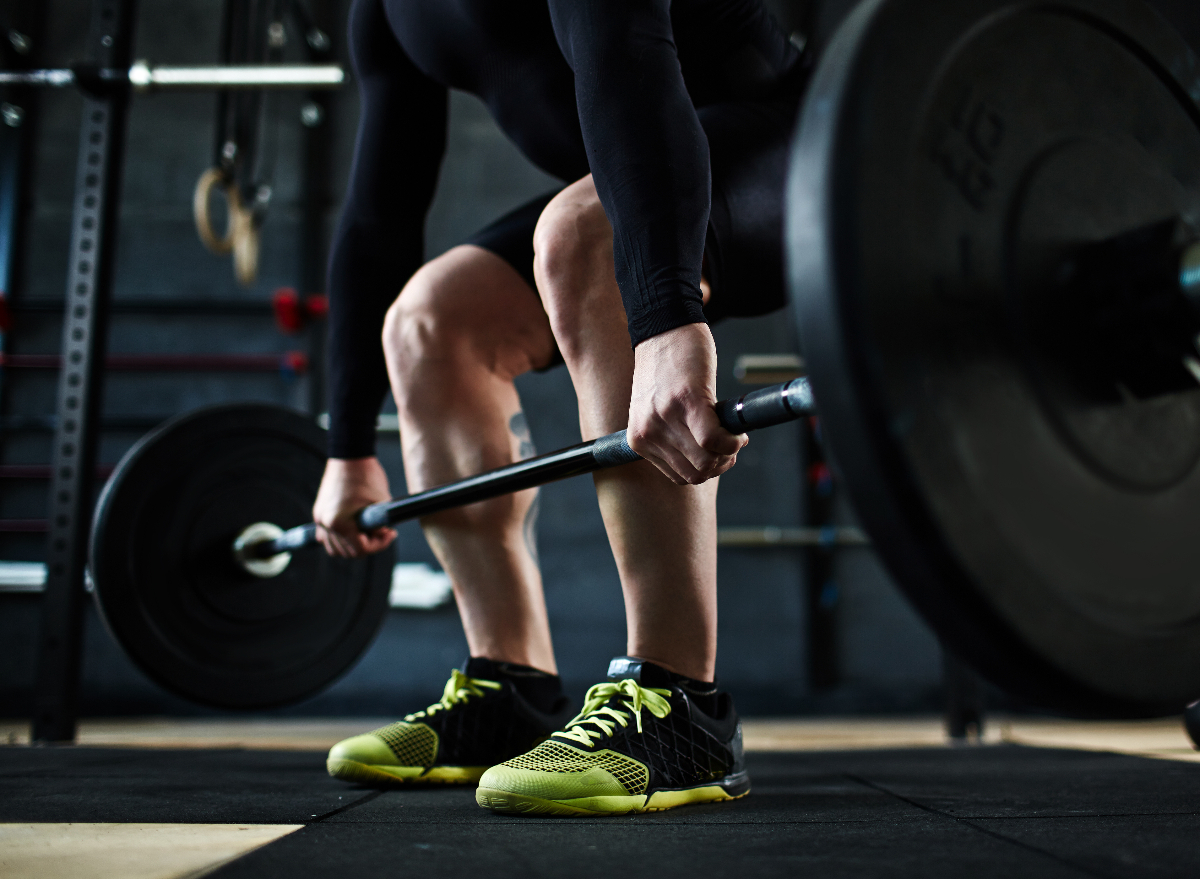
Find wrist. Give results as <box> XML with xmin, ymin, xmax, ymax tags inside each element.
<box><xmin>327</xmin><ymin>456</ymin><xmax>383</xmax><ymax>476</ymax></box>
<box><xmin>636</xmin><ymin>321</ymin><xmax>713</xmax><ymax>354</ymax></box>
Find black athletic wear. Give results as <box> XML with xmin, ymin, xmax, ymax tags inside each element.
<box><xmin>327</xmin><ymin>0</ymin><xmax>807</xmax><ymax>458</ymax></box>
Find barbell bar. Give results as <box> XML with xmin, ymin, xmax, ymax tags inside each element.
<box><xmin>233</xmin><ymin>378</ymin><xmax>816</xmax><ymax>572</ymax></box>
<box><xmin>0</xmin><ymin>61</ymin><xmax>345</xmax><ymax>93</ymax></box>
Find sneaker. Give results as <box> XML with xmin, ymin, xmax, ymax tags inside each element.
<box><xmin>476</xmin><ymin>657</ymin><xmax>749</xmax><ymax>816</ymax></box>
<box><xmin>327</xmin><ymin>658</ymin><xmax>573</xmax><ymax>786</ymax></box>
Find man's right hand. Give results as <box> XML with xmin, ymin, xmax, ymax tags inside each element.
<box><xmin>313</xmin><ymin>457</ymin><xmax>398</xmax><ymax>558</ymax></box>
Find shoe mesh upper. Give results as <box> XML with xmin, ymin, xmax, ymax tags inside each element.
<box><xmin>502</xmin><ymin>740</ymin><xmax>649</xmax><ymax>794</ymax></box>
<box><xmin>544</xmin><ymin>682</ymin><xmax>738</xmax><ymax>791</ymax></box>
<box><xmin>371</xmin><ymin>721</ymin><xmax>438</xmax><ymax>766</ymax></box>
<box><xmin>616</xmin><ymin>703</ymin><xmax>736</xmax><ymax>788</ymax></box>
<box><xmin>364</xmin><ymin>669</ymin><xmax>567</xmax><ymax>768</ymax></box>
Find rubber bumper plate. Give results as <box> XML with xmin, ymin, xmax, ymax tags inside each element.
<box><xmin>788</xmin><ymin>0</ymin><xmax>1200</xmax><ymax>714</ymax></box>
<box><xmin>90</xmin><ymin>404</ymin><xmax>392</xmax><ymax>709</ymax></box>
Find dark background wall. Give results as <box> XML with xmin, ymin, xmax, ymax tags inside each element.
<box><xmin>4</xmin><ymin>0</ymin><xmax>1192</xmax><ymax>720</ymax></box>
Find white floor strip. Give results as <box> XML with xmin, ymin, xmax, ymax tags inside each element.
<box><xmin>0</xmin><ymin>823</ymin><xmax>301</xmax><ymax>879</ymax></box>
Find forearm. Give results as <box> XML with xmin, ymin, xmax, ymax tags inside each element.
<box><xmin>326</xmin><ymin>218</ymin><xmax>421</xmax><ymax>458</ymax></box>
<box><xmin>326</xmin><ymin>0</ymin><xmax>448</xmax><ymax>457</ymax></box>
<box><xmin>549</xmin><ymin>0</ymin><xmax>710</xmax><ymax>347</ymax></box>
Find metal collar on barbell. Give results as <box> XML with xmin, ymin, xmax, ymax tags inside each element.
<box><xmin>232</xmin><ymin>522</ymin><xmax>292</xmax><ymax>578</ymax></box>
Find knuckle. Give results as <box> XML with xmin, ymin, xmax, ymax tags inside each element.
<box><xmin>663</xmin><ymin>396</ymin><xmax>690</xmax><ymax>419</ymax></box>
<box><xmin>627</xmin><ymin>427</ymin><xmax>656</xmax><ymax>450</ymax></box>
<box><xmin>700</xmin><ymin>428</ymin><xmax>737</xmax><ymax>452</ymax></box>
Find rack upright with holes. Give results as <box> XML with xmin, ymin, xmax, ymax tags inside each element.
<box><xmin>2</xmin><ymin>0</ymin><xmax>342</xmax><ymax>743</ymax></box>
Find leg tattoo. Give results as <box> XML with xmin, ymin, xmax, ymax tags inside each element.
<box><xmin>510</xmin><ymin>411</ymin><xmax>539</xmax><ymax>564</ymax></box>
<box><xmin>509</xmin><ymin>412</ymin><xmax>537</xmax><ymax>460</ymax></box>
<box><xmin>523</xmin><ymin>491</ymin><xmax>540</xmax><ymax>566</ymax></box>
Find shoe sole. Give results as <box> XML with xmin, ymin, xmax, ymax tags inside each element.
<box><xmin>475</xmin><ymin>783</ymin><xmax>749</xmax><ymax>816</ymax></box>
<box><xmin>327</xmin><ymin>758</ymin><xmax>487</xmax><ymax>787</ymax></box>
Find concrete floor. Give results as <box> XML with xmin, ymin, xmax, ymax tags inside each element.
<box><xmin>2</xmin><ymin>716</ymin><xmax>1199</xmax><ymax>878</ymax></box>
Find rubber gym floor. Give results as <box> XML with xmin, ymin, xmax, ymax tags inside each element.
<box><xmin>1</xmin><ymin>717</ymin><xmax>1198</xmax><ymax>878</ymax></box>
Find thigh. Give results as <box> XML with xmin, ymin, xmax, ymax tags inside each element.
<box><xmin>461</xmin><ymin>191</ymin><xmax>566</xmax><ymax>371</ymax></box>
<box><xmin>462</xmin><ymin>191</ymin><xmax>560</xmax><ymax>293</ymax></box>
<box><xmin>698</xmin><ymin>97</ymin><xmax>798</xmax><ymax>322</ymax></box>
<box><xmin>402</xmin><ymin>243</ymin><xmax>558</xmax><ymax>379</ymax></box>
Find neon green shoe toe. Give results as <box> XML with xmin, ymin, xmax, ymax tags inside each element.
<box><xmin>477</xmin><ymin>741</ymin><xmax>659</xmax><ymax>815</ymax></box>
<box><xmin>326</xmin><ymin>721</ymin><xmax>481</xmax><ymax>786</ymax></box>
<box><xmin>326</xmin><ymin>661</ymin><xmax>573</xmax><ymax>788</ymax></box>
<box><xmin>477</xmin><ymin>659</ymin><xmax>750</xmax><ymax>817</ymax></box>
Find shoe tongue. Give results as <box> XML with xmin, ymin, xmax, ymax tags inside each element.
<box><xmin>606</xmin><ymin>656</ymin><xmax>674</xmax><ymax>688</ymax></box>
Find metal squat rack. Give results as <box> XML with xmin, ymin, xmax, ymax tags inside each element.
<box><xmin>1</xmin><ymin>0</ymin><xmax>343</xmax><ymax>743</ymax></box>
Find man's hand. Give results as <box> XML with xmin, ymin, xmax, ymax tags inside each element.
<box><xmin>313</xmin><ymin>457</ymin><xmax>398</xmax><ymax>558</ymax></box>
<box><xmin>626</xmin><ymin>322</ymin><xmax>747</xmax><ymax>485</ymax></box>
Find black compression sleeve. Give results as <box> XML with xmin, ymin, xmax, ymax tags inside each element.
<box><xmin>326</xmin><ymin>0</ymin><xmax>448</xmax><ymax>459</ymax></box>
<box><xmin>548</xmin><ymin>0</ymin><xmax>710</xmax><ymax>348</ymax></box>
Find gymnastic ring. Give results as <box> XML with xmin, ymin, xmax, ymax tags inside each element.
<box><xmin>232</xmin><ymin>206</ymin><xmax>261</xmax><ymax>287</ymax></box>
<box><xmin>192</xmin><ymin>167</ymin><xmax>235</xmax><ymax>256</ymax></box>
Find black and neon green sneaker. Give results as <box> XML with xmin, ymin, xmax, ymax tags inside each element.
<box><xmin>476</xmin><ymin>657</ymin><xmax>749</xmax><ymax>816</ymax></box>
<box><xmin>327</xmin><ymin>658</ymin><xmax>572</xmax><ymax>787</ymax></box>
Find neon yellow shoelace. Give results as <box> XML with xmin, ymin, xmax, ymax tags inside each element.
<box><xmin>404</xmin><ymin>669</ymin><xmax>501</xmax><ymax>722</ymax></box>
<box><xmin>554</xmin><ymin>679</ymin><xmax>672</xmax><ymax>747</ymax></box>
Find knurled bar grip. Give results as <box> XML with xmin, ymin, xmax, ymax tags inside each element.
<box><xmin>251</xmin><ymin>378</ymin><xmax>814</xmax><ymax>560</ymax></box>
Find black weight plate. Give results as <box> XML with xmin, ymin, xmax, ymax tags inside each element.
<box><xmin>90</xmin><ymin>404</ymin><xmax>392</xmax><ymax>709</ymax></box>
<box><xmin>789</xmin><ymin>0</ymin><xmax>1200</xmax><ymax>714</ymax></box>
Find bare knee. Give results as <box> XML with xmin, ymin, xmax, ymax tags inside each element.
<box><xmin>532</xmin><ymin>180</ymin><xmax>612</xmax><ymax>293</ymax></box>
<box><xmin>383</xmin><ymin>246</ymin><xmax>551</xmax><ymax>393</ymax></box>
<box><xmin>382</xmin><ymin>261</ymin><xmax>462</xmax><ymax>388</ymax></box>
<box><xmin>533</xmin><ymin>179</ymin><xmax>616</xmax><ymax>355</ymax></box>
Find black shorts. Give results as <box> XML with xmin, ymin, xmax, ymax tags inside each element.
<box><xmin>463</xmin><ymin>93</ymin><xmax>796</xmax><ymax>349</ymax></box>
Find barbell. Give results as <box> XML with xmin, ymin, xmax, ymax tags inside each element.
<box><xmin>85</xmin><ymin>0</ymin><xmax>1200</xmax><ymax>716</ymax></box>
<box><xmin>88</xmin><ymin>382</ymin><xmax>811</xmax><ymax>708</ymax></box>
